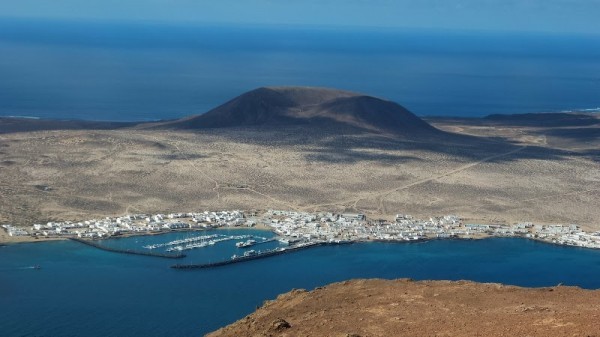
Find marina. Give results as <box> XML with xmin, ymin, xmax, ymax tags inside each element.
<box><xmin>142</xmin><ymin>234</ymin><xmax>223</xmax><ymax>249</ymax></box>
<box><xmin>161</xmin><ymin>235</ymin><xmax>256</xmax><ymax>252</ymax></box>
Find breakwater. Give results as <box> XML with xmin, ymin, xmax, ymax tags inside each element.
<box><xmin>372</xmin><ymin>238</ymin><xmax>429</xmax><ymax>244</ymax></box>
<box><xmin>171</xmin><ymin>241</ymin><xmax>352</xmax><ymax>269</ymax></box>
<box><xmin>70</xmin><ymin>238</ymin><xmax>186</xmax><ymax>259</ymax></box>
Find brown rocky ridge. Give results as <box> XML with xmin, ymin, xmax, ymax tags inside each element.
<box><xmin>207</xmin><ymin>279</ymin><xmax>600</xmax><ymax>337</ymax></box>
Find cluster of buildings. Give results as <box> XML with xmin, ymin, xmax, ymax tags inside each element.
<box><xmin>3</xmin><ymin>211</ymin><xmax>246</xmax><ymax>239</ymax></box>
<box><xmin>2</xmin><ymin>209</ymin><xmax>600</xmax><ymax>249</ymax></box>
<box><xmin>260</xmin><ymin>210</ymin><xmax>600</xmax><ymax>249</ymax></box>
<box><xmin>264</xmin><ymin>210</ymin><xmax>480</xmax><ymax>242</ymax></box>
<box><xmin>1</xmin><ymin>224</ymin><xmax>29</xmax><ymax>237</ymax></box>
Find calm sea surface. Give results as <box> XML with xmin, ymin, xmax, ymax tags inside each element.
<box><xmin>1</xmin><ymin>19</ymin><xmax>599</xmax><ymax>121</ymax></box>
<box><xmin>2</xmin><ymin>229</ymin><xmax>600</xmax><ymax>337</ymax></box>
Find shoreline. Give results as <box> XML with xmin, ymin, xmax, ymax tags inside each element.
<box><xmin>3</xmin><ymin>210</ymin><xmax>598</xmax><ymax>253</ymax></box>
<box><xmin>3</xmin><ymin>232</ymin><xmax>598</xmax><ymax>253</ymax></box>
<box><xmin>4</xmin><ymin>231</ymin><xmax>598</xmax><ymax>253</ymax></box>
<box><xmin>0</xmin><ymin>226</ymin><xmax>273</xmax><ymax>245</ymax></box>
<box><xmin>0</xmin><ymin>234</ymin><xmax>65</xmax><ymax>245</ymax></box>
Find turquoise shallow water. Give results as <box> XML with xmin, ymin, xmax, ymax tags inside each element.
<box><xmin>2</xmin><ymin>230</ymin><xmax>600</xmax><ymax>337</ymax></box>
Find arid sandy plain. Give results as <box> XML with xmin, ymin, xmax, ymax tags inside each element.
<box><xmin>1</xmin><ymin>114</ymin><xmax>598</xmax><ymax>242</ymax></box>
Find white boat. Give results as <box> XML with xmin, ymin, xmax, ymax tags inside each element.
<box><xmin>236</xmin><ymin>239</ymin><xmax>257</xmax><ymax>248</ymax></box>
<box><xmin>243</xmin><ymin>250</ymin><xmax>257</xmax><ymax>257</ymax></box>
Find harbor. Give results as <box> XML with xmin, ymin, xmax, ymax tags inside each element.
<box><xmin>3</xmin><ymin>209</ymin><xmax>600</xmax><ymax>264</ymax></box>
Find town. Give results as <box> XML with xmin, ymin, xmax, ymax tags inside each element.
<box><xmin>2</xmin><ymin>209</ymin><xmax>600</xmax><ymax>250</ymax></box>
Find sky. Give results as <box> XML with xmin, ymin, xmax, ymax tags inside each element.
<box><xmin>0</xmin><ymin>0</ymin><xmax>599</xmax><ymax>35</ymax></box>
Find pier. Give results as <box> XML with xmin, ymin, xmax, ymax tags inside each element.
<box><xmin>70</xmin><ymin>238</ymin><xmax>186</xmax><ymax>259</ymax></box>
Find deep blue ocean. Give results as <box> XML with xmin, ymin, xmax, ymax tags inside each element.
<box><xmin>1</xmin><ymin>18</ymin><xmax>599</xmax><ymax>121</ymax></box>
<box><xmin>2</xmin><ymin>229</ymin><xmax>600</xmax><ymax>337</ymax></box>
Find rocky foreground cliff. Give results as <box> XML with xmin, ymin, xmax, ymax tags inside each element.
<box><xmin>207</xmin><ymin>279</ymin><xmax>600</xmax><ymax>337</ymax></box>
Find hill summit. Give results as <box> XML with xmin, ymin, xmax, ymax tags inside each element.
<box><xmin>207</xmin><ymin>279</ymin><xmax>600</xmax><ymax>337</ymax></box>
<box><xmin>160</xmin><ymin>86</ymin><xmax>437</xmax><ymax>134</ymax></box>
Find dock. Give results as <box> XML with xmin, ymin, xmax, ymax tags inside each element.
<box><xmin>70</xmin><ymin>238</ymin><xmax>186</xmax><ymax>259</ymax></box>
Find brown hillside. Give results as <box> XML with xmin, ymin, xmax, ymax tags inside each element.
<box><xmin>207</xmin><ymin>279</ymin><xmax>600</xmax><ymax>337</ymax></box>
